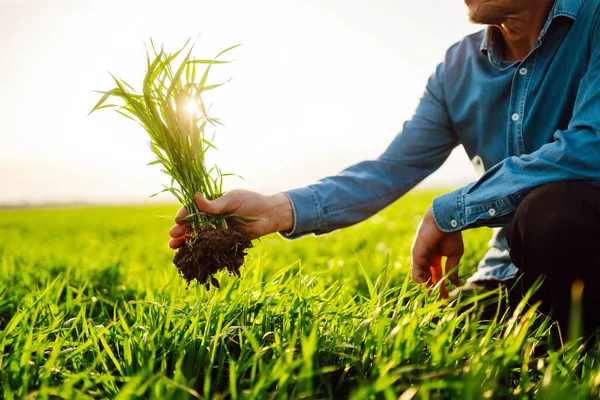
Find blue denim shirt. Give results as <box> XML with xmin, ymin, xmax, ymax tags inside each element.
<box><xmin>283</xmin><ymin>0</ymin><xmax>600</xmax><ymax>282</ymax></box>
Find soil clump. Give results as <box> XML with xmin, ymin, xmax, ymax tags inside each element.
<box><xmin>173</xmin><ymin>226</ymin><xmax>252</xmax><ymax>289</ymax></box>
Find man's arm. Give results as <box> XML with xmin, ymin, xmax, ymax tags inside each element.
<box><xmin>410</xmin><ymin>9</ymin><xmax>600</xmax><ymax>285</ymax></box>
<box><xmin>169</xmin><ymin>62</ymin><xmax>458</xmax><ymax>246</ymax></box>
<box><xmin>283</xmin><ymin>63</ymin><xmax>459</xmax><ymax>238</ymax></box>
<box><xmin>431</xmin><ymin>24</ymin><xmax>600</xmax><ymax>234</ymax></box>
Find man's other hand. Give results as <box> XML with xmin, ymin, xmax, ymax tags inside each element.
<box><xmin>411</xmin><ymin>207</ymin><xmax>464</xmax><ymax>284</ymax></box>
<box><xmin>168</xmin><ymin>190</ymin><xmax>294</xmax><ymax>249</ymax></box>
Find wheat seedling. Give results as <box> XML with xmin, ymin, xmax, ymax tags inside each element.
<box><xmin>90</xmin><ymin>38</ymin><xmax>252</xmax><ymax>288</ymax></box>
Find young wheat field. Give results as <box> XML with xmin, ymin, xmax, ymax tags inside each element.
<box><xmin>0</xmin><ymin>191</ymin><xmax>598</xmax><ymax>399</ymax></box>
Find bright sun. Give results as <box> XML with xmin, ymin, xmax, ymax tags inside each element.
<box><xmin>184</xmin><ymin>99</ymin><xmax>198</xmax><ymax>114</ymax></box>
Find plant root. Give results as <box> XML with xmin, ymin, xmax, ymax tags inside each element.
<box><xmin>173</xmin><ymin>226</ymin><xmax>252</xmax><ymax>289</ymax></box>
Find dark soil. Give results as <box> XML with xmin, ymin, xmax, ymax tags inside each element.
<box><xmin>173</xmin><ymin>226</ymin><xmax>252</xmax><ymax>289</ymax></box>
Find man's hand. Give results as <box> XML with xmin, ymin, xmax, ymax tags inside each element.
<box><xmin>411</xmin><ymin>207</ymin><xmax>464</xmax><ymax>284</ymax></box>
<box><xmin>168</xmin><ymin>190</ymin><xmax>294</xmax><ymax>249</ymax></box>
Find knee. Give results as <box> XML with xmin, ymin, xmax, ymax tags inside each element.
<box><xmin>513</xmin><ymin>181</ymin><xmax>585</xmax><ymax>239</ymax></box>
<box><xmin>509</xmin><ymin>181</ymin><xmax>591</xmax><ymax>273</ymax></box>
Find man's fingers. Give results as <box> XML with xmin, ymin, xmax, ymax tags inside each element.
<box><xmin>194</xmin><ymin>193</ymin><xmax>228</xmax><ymax>215</ymax></box>
<box><xmin>169</xmin><ymin>224</ymin><xmax>189</xmax><ymax>239</ymax></box>
<box><xmin>412</xmin><ymin>269</ymin><xmax>431</xmax><ymax>284</ymax></box>
<box><xmin>445</xmin><ymin>255</ymin><xmax>463</xmax><ymax>285</ymax></box>
<box><xmin>175</xmin><ymin>207</ymin><xmax>189</xmax><ymax>225</ymax></box>
<box><xmin>193</xmin><ymin>193</ymin><xmax>213</xmax><ymax>214</ymax></box>
<box><xmin>411</xmin><ymin>254</ymin><xmax>432</xmax><ymax>284</ymax></box>
<box><xmin>168</xmin><ymin>236</ymin><xmax>187</xmax><ymax>249</ymax></box>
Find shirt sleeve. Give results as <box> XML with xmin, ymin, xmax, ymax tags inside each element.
<box><xmin>432</xmin><ymin>19</ymin><xmax>600</xmax><ymax>233</ymax></box>
<box><xmin>282</xmin><ymin>62</ymin><xmax>459</xmax><ymax>239</ymax></box>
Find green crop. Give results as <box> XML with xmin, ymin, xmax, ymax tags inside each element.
<box><xmin>0</xmin><ymin>191</ymin><xmax>598</xmax><ymax>399</ymax></box>
<box><xmin>90</xmin><ymin>39</ymin><xmax>240</xmax><ymax>230</ymax></box>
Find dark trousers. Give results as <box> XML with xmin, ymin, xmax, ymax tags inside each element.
<box><xmin>508</xmin><ymin>181</ymin><xmax>600</xmax><ymax>339</ymax></box>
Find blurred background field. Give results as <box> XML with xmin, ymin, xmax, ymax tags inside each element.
<box><xmin>0</xmin><ymin>191</ymin><xmax>486</xmax><ymax>299</ymax></box>
<box><xmin>1</xmin><ymin>190</ymin><xmax>599</xmax><ymax>399</ymax></box>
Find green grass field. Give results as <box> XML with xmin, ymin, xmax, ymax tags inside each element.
<box><xmin>0</xmin><ymin>191</ymin><xmax>598</xmax><ymax>399</ymax></box>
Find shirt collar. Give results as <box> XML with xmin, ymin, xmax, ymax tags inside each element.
<box><xmin>479</xmin><ymin>0</ymin><xmax>585</xmax><ymax>55</ymax></box>
<box><xmin>552</xmin><ymin>0</ymin><xmax>585</xmax><ymax>20</ymax></box>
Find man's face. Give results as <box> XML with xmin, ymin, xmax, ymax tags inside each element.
<box><xmin>465</xmin><ymin>0</ymin><xmax>532</xmax><ymax>24</ymax></box>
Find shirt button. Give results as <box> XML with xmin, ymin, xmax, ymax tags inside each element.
<box><xmin>512</xmin><ymin>113</ymin><xmax>520</xmax><ymax>122</ymax></box>
<box><xmin>450</xmin><ymin>220</ymin><xmax>458</xmax><ymax>228</ymax></box>
<box><xmin>519</xmin><ymin>67</ymin><xmax>528</xmax><ymax>75</ymax></box>
<box><xmin>488</xmin><ymin>208</ymin><xmax>496</xmax><ymax>216</ymax></box>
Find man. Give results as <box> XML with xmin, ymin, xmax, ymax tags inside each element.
<box><xmin>169</xmin><ymin>0</ymin><xmax>600</xmax><ymax>337</ymax></box>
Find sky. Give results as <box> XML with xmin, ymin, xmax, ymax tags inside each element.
<box><xmin>0</xmin><ymin>0</ymin><xmax>483</xmax><ymax>206</ymax></box>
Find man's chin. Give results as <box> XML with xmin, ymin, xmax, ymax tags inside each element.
<box><xmin>468</xmin><ymin>11</ymin><xmax>498</xmax><ymax>25</ymax></box>
<box><xmin>466</xmin><ymin>4</ymin><xmax>500</xmax><ymax>25</ymax></box>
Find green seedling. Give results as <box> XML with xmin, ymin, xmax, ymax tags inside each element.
<box><xmin>90</xmin><ymin>38</ymin><xmax>252</xmax><ymax>288</ymax></box>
